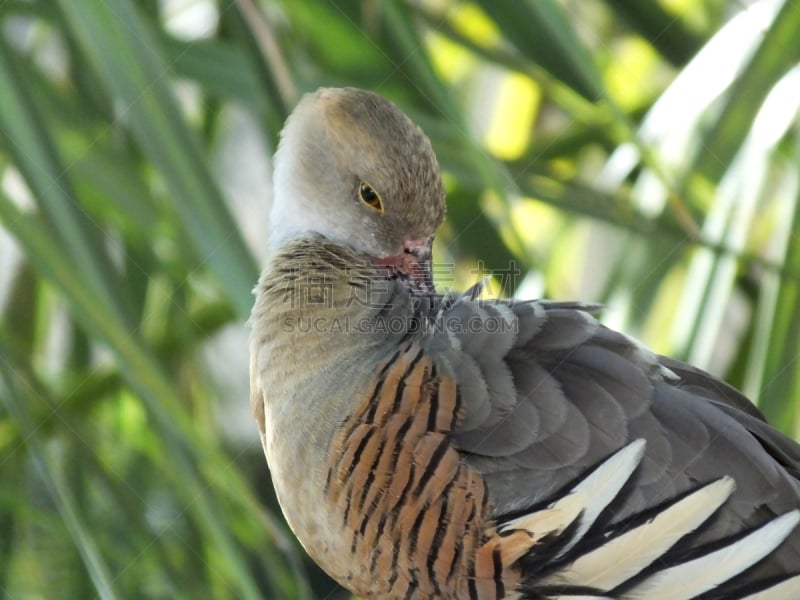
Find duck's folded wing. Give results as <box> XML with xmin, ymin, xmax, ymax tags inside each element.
<box><xmin>421</xmin><ymin>297</ymin><xmax>800</xmax><ymax>587</ymax></box>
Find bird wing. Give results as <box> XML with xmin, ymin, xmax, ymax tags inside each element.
<box><xmin>417</xmin><ymin>296</ymin><xmax>800</xmax><ymax>585</ymax></box>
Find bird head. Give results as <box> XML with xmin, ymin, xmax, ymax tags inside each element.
<box><xmin>270</xmin><ymin>87</ymin><xmax>446</xmax><ymax>295</ymax></box>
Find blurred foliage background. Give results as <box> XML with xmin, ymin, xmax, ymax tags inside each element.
<box><xmin>1</xmin><ymin>0</ymin><xmax>800</xmax><ymax>598</ymax></box>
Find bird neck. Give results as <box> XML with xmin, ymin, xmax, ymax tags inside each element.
<box><xmin>249</xmin><ymin>237</ymin><xmax>416</xmax><ymax>458</ymax></box>
<box><xmin>251</xmin><ymin>237</ymin><xmax>414</xmax><ymax>356</ymax></box>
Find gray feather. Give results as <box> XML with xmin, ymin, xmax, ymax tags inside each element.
<box><xmin>419</xmin><ymin>297</ymin><xmax>800</xmax><ymax>579</ymax></box>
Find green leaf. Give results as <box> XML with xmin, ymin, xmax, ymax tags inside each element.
<box><xmin>476</xmin><ymin>0</ymin><xmax>604</xmax><ymax>101</ymax></box>
<box><xmin>56</xmin><ymin>0</ymin><xmax>259</xmax><ymax>319</ymax></box>
<box><xmin>160</xmin><ymin>35</ymin><xmax>265</xmax><ymax>112</ymax></box>
<box><xmin>604</xmin><ymin>0</ymin><xmax>704</xmax><ymax>66</ymax></box>
<box><xmin>0</xmin><ymin>36</ymin><xmax>135</xmax><ymax>328</ymax></box>
<box><xmin>0</xmin><ymin>196</ymin><xmax>269</xmax><ymax>600</ymax></box>
<box><xmin>748</xmin><ymin>162</ymin><xmax>800</xmax><ymax>434</ymax></box>
<box><xmin>694</xmin><ymin>0</ymin><xmax>800</xmax><ymax>181</ymax></box>
<box><xmin>0</xmin><ymin>353</ymin><xmax>120</xmax><ymax>600</ymax></box>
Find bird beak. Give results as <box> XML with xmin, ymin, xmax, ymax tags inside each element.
<box><xmin>373</xmin><ymin>238</ymin><xmax>434</xmax><ymax>297</ymax></box>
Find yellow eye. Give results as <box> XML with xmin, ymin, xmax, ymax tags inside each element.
<box><xmin>358</xmin><ymin>181</ymin><xmax>384</xmax><ymax>213</ymax></box>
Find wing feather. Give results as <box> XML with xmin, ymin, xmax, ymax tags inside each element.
<box><xmin>419</xmin><ymin>297</ymin><xmax>800</xmax><ymax>585</ymax></box>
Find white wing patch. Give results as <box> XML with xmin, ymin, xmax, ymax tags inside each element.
<box><xmin>623</xmin><ymin>510</ymin><xmax>800</xmax><ymax>599</ymax></box>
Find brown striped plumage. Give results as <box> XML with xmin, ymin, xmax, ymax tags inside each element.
<box><xmin>250</xmin><ymin>87</ymin><xmax>800</xmax><ymax>599</ymax></box>
<box><xmin>325</xmin><ymin>341</ymin><xmax>537</xmax><ymax>599</ymax></box>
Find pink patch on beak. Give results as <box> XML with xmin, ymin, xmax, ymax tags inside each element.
<box><xmin>373</xmin><ymin>239</ymin><xmax>434</xmax><ymax>296</ymax></box>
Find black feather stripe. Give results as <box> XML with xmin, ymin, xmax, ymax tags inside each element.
<box><xmin>368</xmin><ymin>512</ymin><xmax>389</xmax><ymax>574</ymax></box>
<box><xmin>388</xmin><ymin>462</ymin><xmax>416</xmax><ymax>516</ymax></box>
<box><xmin>426</xmin><ymin>488</ymin><xmax>450</xmax><ymax>595</ymax></box>
<box><xmin>344</xmin><ymin>427</ymin><xmax>375</xmax><ymax>479</ymax></box>
<box><xmin>467</xmin><ymin>574</ymin><xmax>479</xmax><ymax>600</ymax></box>
<box><xmin>362</xmin><ymin>343</ymin><xmax>408</xmax><ymax>425</ymax></box>
<box><xmin>492</xmin><ymin>545</ymin><xmax>505</xmax><ymax>599</ymax></box>
<box><xmin>388</xmin><ymin>417</ymin><xmax>413</xmax><ymax>473</ymax></box>
<box><xmin>427</xmin><ymin>384</ymin><xmax>440</xmax><ymax>432</ymax></box>
<box><xmin>403</xmin><ymin>577</ymin><xmax>418</xmax><ymax>600</ymax></box>
<box><xmin>362</xmin><ymin>377</ymin><xmax>386</xmax><ymax>425</ymax></box>
<box><xmin>407</xmin><ymin>499</ymin><xmax>428</xmax><ymax>558</ymax></box>
<box><xmin>355</xmin><ymin>436</ymin><xmax>387</xmax><ymax>515</ymax></box>
<box><xmin>340</xmin><ymin>427</ymin><xmax>375</xmax><ymax>527</ymax></box>
<box><xmin>413</xmin><ymin>436</ymin><xmax>451</xmax><ymax>498</ymax></box>
<box><xmin>451</xmin><ymin>389</ymin><xmax>462</xmax><ymax>429</ymax></box>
